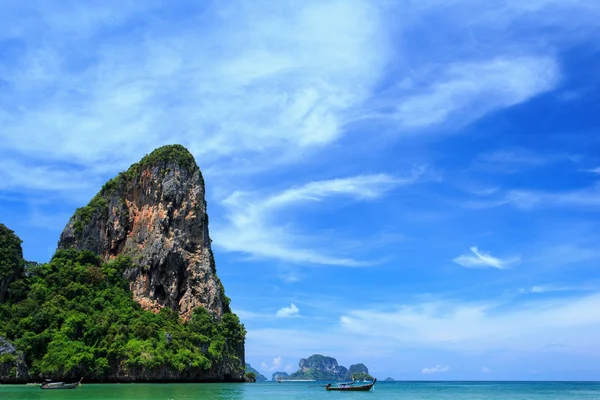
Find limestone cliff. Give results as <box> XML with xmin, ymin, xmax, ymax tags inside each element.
<box><xmin>0</xmin><ymin>224</ymin><xmax>24</xmax><ymax>303</ymax></box>
<box><xmin>287</xmin><ymin>354</ymin><xmax>374</xmax><ymax>381</ymax></box>
<box><xmin>58</xmin><ymin>145</ymin><xmax>226</xmax><ymax>322</ymax></box>
<box><xmin>291</xmin><ymin>354</ymin><xmax>349</xmax><ymax>380</ymax></box>
<box><xmin>272</xmin><ymin>371</ymin><xmax>289</xmax><ymax>381</ymax></box>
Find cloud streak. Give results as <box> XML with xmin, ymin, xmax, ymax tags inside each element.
<box><xmin>422</xmin><ymin>365</ymin><xmax>450</xmax><ymax>374</ymax></box>
<box><xmin>339</xmin><ymin>293</ymin><xmax>600</xmax><ymax>352</ymax></box>
<box><xmin>392</xmin><ymin>57</ymin><xmax>559</xmax><ymax>130</ymax></box>
<box><xmin>453</xmin><ymin>247</ymin><xmax>519</xmax><ymax>269</ymax></box>
<box><xmin>466</xmin><ymin>185</ymin><xmax>600</xmax><ymax>210</ymax></box>
<box><xmin>212</xmin><ymin>172</ymin><xmax>423</xmax><ymax>266</ymax></box>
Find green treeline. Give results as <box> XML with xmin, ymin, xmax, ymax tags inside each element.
<box><xmin>0</xmin><ymin>224</ymin><xmax>24</xmax><ymax>288</ymax></box>
<box><xmin>0</xmin><ymin>249</ymin><xmax>245</xmax><ymax>380</ymax></box>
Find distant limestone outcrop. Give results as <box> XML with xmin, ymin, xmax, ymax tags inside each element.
<box><xmin>272</xmin><ymin>371</ymin><xmax>289</xmax><ymax>381</ymax></box>
<box><xmin>58</xmin><ymin>145</ymin><xmax>227</xmax><ymax>322</ymax></box>
<box><xmin>279</xmin><ymin>354</ymin><xmax>374</xmax><ymax>381</ymax></box>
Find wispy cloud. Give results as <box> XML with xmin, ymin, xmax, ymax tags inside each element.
<box><xmin>453</xmin><ymin>247</ymin><xmax>519</xmax><ymax>269</ymax></box>
<box><xmin>339</xmin><ymin>293</ymin><xmax>600</xmax><ymax>352</ymax></box>
<box><xmin>466</xmin><ymin>185</ymin><xmax>600</xmax><ymax>210</ymax></box>
<box><xmin>0</xmin><ymin>0</ymin><xmax>389</xmax><ymax>196</ymax></box>
<box><xmin>276</xmin><ymin>303</ymin><xmax>300</xmax><ymax>318</ymax></box>
<box><xmin>260</xmin><ymin>356</ymin><xmax>289</xmax><ymax>373</ymax></box>
<box><xmin>212</xmin><ymin>172</ymin><xmax>423</xmax><ymax>266</ymax></box>
<box><xmin>389</xmin><ymin>57</ymin><xmax>558</xmax><ymax>130</ymax></box>
<box><xmin>471</xmin><ymin>149</ymin><xmax>556</xmax><ymax>174</ymax></box>
<box><xmin>422</xmin><ymin>364</ymin><xmax>450</xmax><ymax>374</ymax></box>
<box><xmin>518</xmin><ymin>282</ymin><xmax>598</xmax><ymax>294</ymax></box>
<box><xmin>482</xmin><ymin>366</ymin><xmax>491</xmax><ymax>373</ymax></box>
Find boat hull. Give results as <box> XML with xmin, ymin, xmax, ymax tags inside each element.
<box><xmin>40</xmin><ymin>379</ymin><xmax>82</xmax><ymax>390</ymax></box>
<box><xmin>325</xmin><ymin>379</ymin><xmax>376</xmax><ymax>391</ymax></box>
<box><xmin>40</xmin><ymin>383</ymin><xmax>80</xmax><ymax>389</ymax></box>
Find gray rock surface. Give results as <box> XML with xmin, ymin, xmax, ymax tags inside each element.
<box><xmin>58</xmin><ymin>145</ymin><xmax>225</xmax><ymax>321</ymax></box>
<box><xmin>56</xmin><ymin>145</ymin><xmax>244</xmax><ymax>382</ymax></box>
<box><xmin>272</xmin><ymin>371</ymin><xmax>289</xmax><ymax>381</ymax></box>
<box><xmin>0</xmin><ymin>336</ymin><xmax>28</xmax><ymax>383</ymax></box>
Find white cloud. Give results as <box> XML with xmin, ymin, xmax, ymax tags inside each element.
<box><xmin>232</xmin><ymin>308</ymin><xmax>275</xmax><ymax>321</ymax></box>
<box><xmin>482</xmin><ymin>366</ymin><xmax>491</xmax><ymax>373</ymax></box>
<box><xmin>453</xmin><ymin>246</ymin><xmax>519</xmax><ymax>269</ymax></box>
<box><xmin>0</xmin><ymin>0</ymin><xmax>389</xmax><ymax>195</ymax></box>
<box><xmin>518</xmin><ymin>283</ymin><xmax>596</xmax><ymax>294</ymax></box>
<box><xmin>260</xmin><ymin>356</ymin><xmax>283</xmax><ymax>372</ymax></box>
<box><xmin>392</xmin><ymin>57</ymin><xmax>559</xmax><ymax>129</ymax></box>
<box><xmin>339</xmin><ymin>293</ymin><xmax>600</xmax><ymax>353</ymax></box>
<box><xmin>212</xmin><ymin>172</ymin><xmax>423</xmax><ymax>266</ymax></box>
<box><xmin>472</xmin><ymin>149</ymin><xmax>555</xmax><ymax>173</ymax></box>
<box><xmin>422</xmin><ymin>365</ymin><xmax>450</xmax><ymax>374</ymax></box>
<box><xmin>276</xmin><ymin>303</ymin><xmax>300</xmax><ymax>318</ymax></box>
<box><xmin>466</xmin><ymin>186</ymin><xmax>600</xmax><ymax>210</ymax></box>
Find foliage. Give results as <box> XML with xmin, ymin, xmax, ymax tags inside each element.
<box><xmin>350</xmin><ymin>372</ymin><xmax>375</xmax><ymax>381</ymax></box>
<box><xmin>99</xmin><ymin>144</ymin><xmax>201</xmax><ymax>197</ymax></box>
<box><xmin>349</xmin><ymin>363</ymin><xmax>374</xmax><ymax>381</ymax></box>
<box><xmin>73</xmin><ymin>196</ymin><xmax>108</xmax><ymax>234</ymax></box>
<box><xmin>287</xmin><ymin>355</ymin><xmax>373</xmax><ymax>381</ymax></box>
<box><xmin>0</xmin><ymin>249</ymin><xmax>245</xmax><ymax>380</ymax></box>
<box><xmin>245</xmin><ymin>363</ymin><xmax>267</xmax><ymax>381</ymax></box>
<box><xmin>0</xmin><ymin>223</ymin><xmax>24</xmax><ymax>282</ymax></box>
<box><xmin>244</xmin><ymin>371</ymin><xmax>256</xmax><ymax>382</ymax></box>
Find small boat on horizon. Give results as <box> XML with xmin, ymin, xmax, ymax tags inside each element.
<box><xmin>325</xmin><ymin>378</ymin><xmax>376</xmax><ymax>391</ymax></box>
<box><xmin>40</xmin><ymin>378</ymin><xmax>82</xmax><ymax>390</ymax></box>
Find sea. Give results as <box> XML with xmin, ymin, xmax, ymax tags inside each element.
<box><xmin>2</xmin><ymin>380</ymin><xmax>600</xmax><ymax>400</ymax></box>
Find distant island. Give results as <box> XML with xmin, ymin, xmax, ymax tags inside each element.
<box><xmin>271</xmin><ymin>354</ymin><xmax>374</xmax><ymax>381</ymax></box>
<box><xmin>384</xmin><ymin>377</ymin><xmax>395</xmax><ymax>381</ymax></box>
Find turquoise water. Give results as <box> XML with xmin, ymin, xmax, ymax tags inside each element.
<box><xmin>2</xmin><ymin>381</ymin><xmax>600</xmax><ymax>400</ymax></box>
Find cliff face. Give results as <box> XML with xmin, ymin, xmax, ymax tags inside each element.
<box><xmin>58</xmin><ymin>145</ymin><xmax>225</xmax><ymax>322</ymax></box>
<box><xmin>0</xmin><ymin>336</ymin><xmax>28</xmax><ymax>383</ymax></box>
<box><xmin>0</xmin><ymin>224</ymin><xmax>24</xmax><ymax>303</ymax></box>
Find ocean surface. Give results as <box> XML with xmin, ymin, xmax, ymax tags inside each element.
<box><xmin>2</xmin><ymin>381</ymin><xmax>600</xmax><ymax>400</ymax></box>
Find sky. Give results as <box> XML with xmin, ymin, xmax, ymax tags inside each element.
<box><xmin>1</xmin><ymin>0</ymin><xmax>600</xmax><ymax>381</ymax></box>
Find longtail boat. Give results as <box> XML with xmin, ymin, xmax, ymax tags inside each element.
<box><xmin>325</xmin><ymin>378</ymin><xmax>376</xmax><ymax>391</ymax></box>
<box><xmin>40</xmin><ymin>377</ymin><xmax>82</xmax><ymax>390</ymax></box>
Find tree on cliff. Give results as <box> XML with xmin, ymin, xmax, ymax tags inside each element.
<box><xmin>0</xmin><ymin>224</ymin><xmax>24</xmax><ymax>303</ymax></box>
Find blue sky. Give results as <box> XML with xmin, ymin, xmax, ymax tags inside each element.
<box><xmin>1</xmin><ymin>0</ymin><xmax>600</xmax><ymax>381</ymax></box>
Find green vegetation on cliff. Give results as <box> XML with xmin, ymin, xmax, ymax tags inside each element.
<box><xmin>285</xmin><ymin>354</ymin><xmax>374</xmax><ymax>381</ymax></box>
<box><xmin>0</xmin><ymin>224</ymin><xmax>24</xmax><ymax>283</ymax></box>
<box><xmin>70</xmin><ymin>145</ymin><xmax>204</xmax><ymax>236</ymax></box>
<box><xmin>100</xmin><ymin>144</ymin><xmax>200</xmax><ymax>196</ymax></box>
<box><xmin>0</xmin><ymin>249</ymin><xmax>245</xmax><ymax>381</ymax></box>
